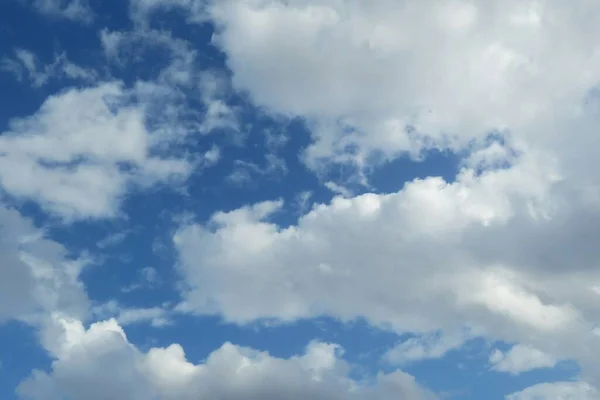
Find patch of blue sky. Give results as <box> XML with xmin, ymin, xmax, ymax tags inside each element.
<box><xmin>0</xmin><ymin>322</ymin><xmax>51</xmax><ymax>400</ymax></box>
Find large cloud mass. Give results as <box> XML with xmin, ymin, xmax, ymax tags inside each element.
<box><xmin>175</xmin><ymin>163</ymin><xmax>600</xmax><ymax>368</ymax></box>
<box><xmin>173</xmin><ymin>0</ymin><xmax>600</xmax><ymax>390</ymax></box>
<box><xmin>206</xmin><ymin>0</ymin><xmax>600</xmax><ymax>170</ymax></box>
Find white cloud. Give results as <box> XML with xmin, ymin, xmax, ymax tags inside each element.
<box><xmin>490</xmin><ymin>344</ymin><xmax>557</xmax><ymax>375</ymax></box>
<box><xmin>204</xmin><ymin>0</ymin><xmax>600</xmax><ymax>175</ymax></box>
<box><xmin>17</xmin><ymin>316</ymin><xmax>437</xmax><ymax>400</ymax></box>
<box><xmin>386</xmin><ymin>330</ymin><xmax>475</xmax><ymax>365</ymax></box>
<box><xmin>201</xmin><ymin>145</ymin><xmax>221</xmax><ymax>167</ymax></box>
<box><xmin>506</xmin><ymin>381</ymin><xmax>599</xmax><ymax>400</ymax></box>
<box><xmin>92</xmin><ymin>301</ymin><xmax>171</xmax><ymax>327</ymax></box>
<box><xmin>0</xmin><ymin>204</ymin><xmax>88</xmax><ymax>323</ymax></box>
<box><xmin>96</xmin><ymin>232</ymin><xmax>128</xmax><ymax>249</ymax></box>
<box><xmin>30</xmin><ymin>0</ymin><xmax>93</xmax><ymax>23</ymax></box>
<box><xmin>0</xmin><ymin>82</ymin><xmax>192</xmax><ymax>220</ymax></box>
<box><xmin>175</xmin><ymin>150</ymin><xmax>600</xmax><ymax>384</ymax></box>
<box><xmin>324</xmin><ymin>181</ymin><xmax>353</xmax><ymax>198</ymax></box>
<box><xmin>175</xmin><ymin>156</ymin><xmax>560</xmax><ymax>326</ymax></box>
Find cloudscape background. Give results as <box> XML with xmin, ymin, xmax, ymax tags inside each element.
<box><xmin>1</xmin><ymin>0</ymin><xmax>600</xmax><ymax>399</ymax></box>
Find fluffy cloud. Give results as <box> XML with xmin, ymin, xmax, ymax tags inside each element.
<box><xmin>0</xmin><ymin>82</ymin><xmax>191</xmax><ymax>219</ymax></box>
<box><xmin>489</xmin><ymin>344</ymin><xmax>557</xmax><ymax>375</ymax></box>
<box><xmin>0</xmin><ymin>204</ymin><xmax>87</xmax><ymax>323</ymax></box>
<box><xmin>174</xmin><ymin>156</ymin><xmax>556</xmax><ymax>327</ymax></box>
<box><xmin>17</xmin><ymin>316</ymin><xmax>436</xmax><ymax>400</ymax></box>
<box><xmin>175</xmin><ymin>151</ymin><xmax>600</xmax><ymax>384</ymax></box>
<box><xmin>205</xmin><ymin>0</ymin><xmax>600</xmax><ymax>173</ymax></box>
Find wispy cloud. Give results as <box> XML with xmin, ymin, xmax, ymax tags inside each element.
<box><xmin>30</xmin><ymin>0</ymin><xmax>94</xmax><ymax>23</ymax></box>
<box><xmin>1</xmin><ymin>49</ymin><xmax>97</xmax><ymax>87</ymax></box>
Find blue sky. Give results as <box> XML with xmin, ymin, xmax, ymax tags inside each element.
<box><xmin>1</xmin><ymin>1</ymin><xmax>600</xmax><ymax>399</ymax></box>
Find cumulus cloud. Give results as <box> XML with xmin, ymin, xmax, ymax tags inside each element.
<box><xmin>489</xmin><ymin>344</ymin><xmax>557</xmax><ymax>375</ymax></box>
<box><xmin>204</xmin><ymin>0</ymin><xmax>600</xmax><ymax>174</ymax></box>
<box><xmin>0</xmin><ymin>82</ymin><xmax>192</xmax><ymax>219</ymax></box>
<box><xmin>174</xmin><ymin>152</ymin><xmax>600</xmax><ymax>384</ymax></box>
<box><xmin>174</xmin><ymin>157</ymin><xmax>559</xmax><ymax>326</ymax></box>
<box><xmin>17</xmin><ymin>316</ymin><xmax>436</xmax><ymax>400</ymax></box>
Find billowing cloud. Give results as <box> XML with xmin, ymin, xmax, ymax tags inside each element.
<box><xmin>205</xmin><ymin>0</ymin><xmax>600</xmax><ymax>173</ymax></box>
<box><xmin>175</xmin><ymin>152</ymin><xmax>600</xmax><ymax>384</ymax></box>
<box><xmin>17</xmin><ymin>316</ymin><xmax>436</xmax><ymax>400</ymax></box>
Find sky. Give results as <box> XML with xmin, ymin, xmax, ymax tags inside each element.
<box><xmin>1</xmin><ymin>0</ymin><xmax>600</xmax><ymax>399</ymax></box>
